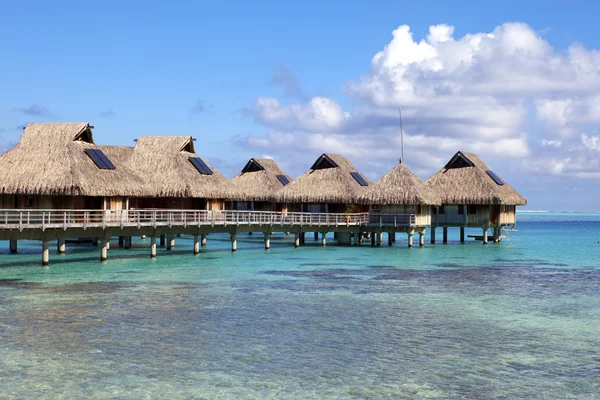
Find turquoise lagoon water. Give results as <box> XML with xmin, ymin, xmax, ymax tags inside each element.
<box><xmin>0</xmin><ymin>212</ymin><xmax>599</xmax><ymax>399</ymax></box>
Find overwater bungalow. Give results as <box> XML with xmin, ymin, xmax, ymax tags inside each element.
<box><xmin>274</xmin><ymin>153</ymin><xmax>372</xmax><ymax>214</ymax></box>
<box><xmin>127</xmin><ymin>136</ymin><xmax>236</xmax><ymax>210</ymax></box>
<box><xmin>359</xmin><ymin>158</ymin><xmax>440</xmax><ymax>246</ymax></box>
<box><xmin>229</xmin><ymin>158</ymin><xmax>292</xmax><ymax>211</ymax></box>
<box><xmin>425</xmin><ymin>151</ymin><xmax>527</xmax><ymax>243</ymax></box>
<box><xmin>0</xmin><ymin>122</ymin><xmax>152</xmax><ymax>211</ymax></box>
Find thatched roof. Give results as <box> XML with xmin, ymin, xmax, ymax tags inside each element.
<box><xmin>425</xmin><ymin>151</ymin><xmax>527</xmax><ymax>205</ymax></box>
<box><xmin>230</xmin><ymin>158</ymin><xmax>292</xmax><ymax>201</ymax></box>
<box><xmin>274</xmin><ymin>153</ymin><xmax>372</xmax><ymax>204</ymax></box>
<box><xmin>129</xmin><ymin>136</ymin><xmax>237</xmax><ymax>199</ymax></box>
<box><xmin>0</xmin><ymin>122</ymin><xmax>153</xmax><ymax>197</ymax></box>
<box><xmin>359</xmin><ymin>160</ymin><xmax>441</xmax><ymax>205</ymax></box>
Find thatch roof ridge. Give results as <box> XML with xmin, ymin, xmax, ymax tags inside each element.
<box><xmin>230</xmin><ymin>157</ymin><xmax>293</xmax><ymax>201</ymax></box>
<box><xmin>274</xmin><ymin>153</ymin><xmax>372</xmax><ymax>204</ymax></box>
<box><xmin>425</xmin><ymin>151</ymin><xmax>527</xmax><ymax>205</ymax></box>
<box><xmin>359</xmin><ymin>161</ymin><xmax>441</xmax><ymax>205</ymax></box>
<box><xmin>0</xmin><ymin>123</ymin><xmax>153</xmax><ymax>197</ymax></box>
<box><xmin>130</xmin><ymin>135</ymin><xmax>237</xmax><ymax>199</ymax></box>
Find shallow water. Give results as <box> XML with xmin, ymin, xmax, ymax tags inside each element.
<box><xmin>1</xmin><ymin>213</ymin><xmax>599</xmax><ymax>398</ymax></box>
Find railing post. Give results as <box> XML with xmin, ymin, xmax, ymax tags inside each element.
<box><xmin>42</xmin><ymin>211</ymin><xmax>45</xmax><ymax>231</ymax></box>
<box><xmin>64</xmin><ymin>211</ymin><xmax>67</xmax><ymax>230</ymax></box>
<box><xmin>19</xmin><ymin>211</ymin><xmax>23</xmax><ymax>232</ymax></box>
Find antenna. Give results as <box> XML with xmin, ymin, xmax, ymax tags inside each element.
<box><xmin>399</xmin><ymin>109</ymin><xmax>404</xmax><ymax>163</ymax></box>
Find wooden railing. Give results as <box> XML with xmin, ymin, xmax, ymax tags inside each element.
<box><xmin>0</xmin><ymin>209</ymin><xmax>417</xmax><ymax>231</ymax></box>
<box><xmin>368</xmin><ymin>213</ymin><xmax>416</xmax><ymax>228</ymax></box>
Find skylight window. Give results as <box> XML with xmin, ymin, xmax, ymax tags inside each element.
<box><xmin>350</xmin><ymin>172</ymin><xmax>368</xmax><ymax>186</ymax></box>
<box><xmin>276</xmin><ymin>175</ymin><xmax>290</xmax><ymax>185</ymax></box>
<box><xmin>486</xmin><ymin>170</ymin><xmax>504</xmax><ymax>185</ymax></box>
<box><xmin>189</xmin><ymin>157</ymin><xmax>214</xmax><ymax>175</ymax></box>
<box><xmin>85</xmin><ymin>149</ymin><xmax>115</xmax><ymax>170</ymax></box>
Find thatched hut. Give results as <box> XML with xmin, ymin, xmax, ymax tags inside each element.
<box><xmin>0</xmin><ymin>122</ymin><xmax>152</xmax><ymax>210</ymax></box>
<box><xmin>127</xmin><ymin>136</ymin><xmax>236</xmax><ymax>210</ymax></box>
<box><xmin>229</xmin><ymin>158</ymin><xmax>292</xmax><ymax>211</ymax></box>
<box><xmin>274</xmin><ymin>153</ymin><xmax>372</xmax><ymax>213</ymax></box>
<box><xmin>425</xmin><ymin>151</ymin><xmax>527</xmax><ymax>242</ymax></box>
<box><xmin>359</xmin><ymin>159</ymin><xmax>440</xmax><ymax>227</ymax></box>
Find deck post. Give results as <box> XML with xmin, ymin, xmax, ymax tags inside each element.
<box><xmin>193</xmin><ymin>234</ymin><xmax>200</xmax><ymax>254</ymax></box>
<box><xmin>431</xmin><ymin>226</ymin><xmax>436</xmax><ymax>244</ymax></box>
<box><xmin>419</xmin><ymin>231</ymin><xmax>425</xmax><ymax>247</ymax></box>
<box><xmin>294</xmin><ymin>233</ymin><xmax>300</xmax><ymax>248</ymax></box>
<box><xmin>460</xmin><ymin>227</ymin><xmax>465</xmax><ymax>243</ymax></box>
<box><xmin>388</xmin><ymin>232</ymin><xmax>393</xmax><ymax>246</ymax></box>
<box><xmin>371</xmin><ymin>233</ymin><xmax>375</xmax><ymax>247</ymax></box>
<box><xmin>392</xmin><ymin>232</ymin><xmax>396</xmax><ymax>243</ymax></box>
<box><xmin>141</xmin><ymin>235</ymin><xmax>146</xmax><ymax>240</ymax></box>
<box><xmin>160</xmin><ymin>235</ymin><xmax>166</xmax><ymax>247</ymax></box>
<box><xmin>57</xmin><ymin>238</ymin><xmax>66</xmax><ymax>254</ymax></box>
<box><xmin>100</xmin><ymin>237</ymin><xmax>109</xmax><ymax>262</ymax></box>
<box><xmin>125</xmin><ymin>236</ymin><xmax>132</xmax><ymax>249</ymax></box>
<box><xmin>41</xmin><ymin>240</ymin><xmax>49</xmax><ymax>266</ymax></box>
<box><xmin>300</xmin><ymin>232</ymin><xmax>305</xmax><ymax>244</ymax></box>
<box><xmin>377</xmin><ymin>232</ymin><xmax>381</xmax><ymax>247</ymax></box>
<box><xmin>167</xmin><ymin>234</ymin><xmax>175</xmax><ymax>250</ymax></box>
<box><xmin>366</xmin><ymin>232</ymin><xmax>371</xmax><ymax>239</ymax></box>
<box><xmin>408</xmin><ymin>232</ymin><xmax>414</xmax><ymax>248</ymax></box>
<box><xmin>150</xmin><ymin>235</ymin><xmax>157</xmax><ymax>258</ymax></box>
<box><xmin>201</xmin><ymin>233</ymin><xmax>207</xmax><ymax>246</ymax></box>
<box><xmin>314</xmin><ymin>232</ymin><xmax>319</xmax><ymax>241</ymax></box>
<box><xmin>358</xmin><ymin>233</ymin><xmax>364</xmax><ymax>244</ymax></box>
<box><xmin>483</xmin><ymin>227</ymin><xmax>489</xmax><ymax>244</ymax></box>
<box><xmin>118</xmin><ymin>236</ymin><xmax>124</xmax><ymax>247</ymax></box>
<box><xmin>264</xmin><ymin>233</ymin><xmax>271</xmax><ymax>250</ymax></box>
<box><xmin>333</xmin><ymin>232</ymin><xmax>338</xmax><ymax>240</ymax></box>
<box><xmin>443</xmin><ymin>227</ymin><xmax>448</xmax><ymax>244</ymax></box>
<box><xmin>321</xmin><ymin>232</ymin><xmax>327</xmax><ymax>247</ymax></box>
<box><xmin>231</xmin><ymin>233</ymin><xmax>237</xmax><ymax>252</ymax></box>
<box><xmin>9</xmin><ymin>240</ymin><xmax>18</xmax><ymax>254</ymax></box>
<box><xmin>493</xmin><ymin>227</ymin><xmax>500</xmax><ymax>243</ymax></box>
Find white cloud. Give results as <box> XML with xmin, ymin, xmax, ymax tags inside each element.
<box><xmin>244</xmin><ymin>22</ymin><xmax>600</xmax><ymax>194</ymax></box>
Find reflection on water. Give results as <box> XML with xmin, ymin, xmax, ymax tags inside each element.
<box><xmin>1</xmin><ymin>217</ymin><xmax>600</xmax><ymax>398</ymax></box>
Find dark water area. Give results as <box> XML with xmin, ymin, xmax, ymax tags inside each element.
<box><xmin>1</xmin><ymin>213</ymin><xmax>599</xmax><ymax>398</ymax></box>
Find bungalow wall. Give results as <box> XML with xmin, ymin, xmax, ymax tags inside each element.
<box><xmin>432</xmin><ymin>204</ymin><xmax>517</xmax><ymax>226</ymax></box>
<box><xmin>228</xmin><ymin>201</ymin><xmax>279</xmax><ymax>211</ymax></box>
<box><xmin>286</xmin><ymin>203</ymin><xmax>369</xmax><ymax>213</ymax></box>
<box><xmin>0</xmin><ymin>194</ymin><xmax>109</xmax><ymax>210</ymax></box>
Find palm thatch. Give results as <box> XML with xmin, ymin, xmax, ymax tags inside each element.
<box><xmin>274</xmin><ymin>153</ymin><xmax>372</xmax><ymax>204</ymax></box>
<box><xmin>425</xmin><ymin>151</ymin><xmax>527</xmax><ymax>205</ymax></box>
<box><xmin>0</xmin><ymin>122</ymin><xmax>153</xmax><ymax>197</ymax></box>
<box><xmin>230</xmin><ymin>158</ymin><xmax>292</xmax><ymax>201</ymax></box>
<box><xmin>129</xmin><ymin>136</ymin><xmax>237</xmax><ymax>199</ymax></box>
<box><xmin>359</xmin><ymin>160</ymin><xmax>441</xmax><ymax>205</ymax></box>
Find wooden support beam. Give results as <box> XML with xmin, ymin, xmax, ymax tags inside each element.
<box><xmin>294</xmin><ymin>233</ymin><xmax>300</xmax><ymax>248</ymax></box>
<box><xmin>193</xmin><ymin>234</ymin><xmax>200</xmax><ymax>255</ymax></box>
<box><xmin>201</xmin><ymin>233</ymin><xmax>207</xmax><ymax>246</ymax></box>
<box><xmin>419</xmin><ymin>231</ymin><xmax>424</xmax><ymax>247</ymax></box>
<box><xmin>314</xmin><ymin>232</ymin><xmax>319</xmax><ymax>241</ymax></box>
<box><xmin>321</xmin><ymin>232</ymin><xmax>327</xmax><ymax>247</ymax></box>
<box><xmin>443</xmin><ymin>227</ymin><xmax>448</xmax><ymax>244</ymax></box>
<box><xmin>460</xmin><ymin>227</ymin><xmax>465</xmax><ymax>243</ymax></box>
<box><xmin>431</xmin><ymin>226</ymin><xmax>436</xmax><ymax>244</ymax></box>
<box><xmin>100</xmin><ymin>238</ymin><xmax>109</xmax><ymax>262</ymax></box>
<box><xmin>57</xmin><ymin>238</ymin><xmax>66</xmax><ymax>254</ymax></box>
<box><xmin>231</xmin><ymin>233</ymin><xmax>237</xmax><ymax>252</ymax></box>
<box><xmin>264</xmin><ymin>233</ymin><xmax>271</xmax><ymax>250</ymax></box>
<box><xmin>42</xmin><ymin>240</ymin><xmax>49</xmax><ymax>266</ymax></box>
<box><xmin>9</xmin><ymin>239</ymin><xmax>17</xmax><ymax>254</ymax></box>
<box><xmin>388</xmin><ymin>232</ymin><xmax>393</xmax><ymax>246</ymax></box>
<box><xmin>150</xmin><ymin>235</ymin><xmax>157</xmax><ymax>258</ymax></box>
<box><xmin>483</xmin><ymin>227</ymin><xmax>488</xmax><ymax>245</ymax></box>
<box><xmin>160</xmin><ymin>234</ymin><xmax>166</xmax><ymax>247</ymax></box>
<box><xmin>408</xmin><ymin>233</ymin><xmax>413</xmax><ymax>248</ymax></box>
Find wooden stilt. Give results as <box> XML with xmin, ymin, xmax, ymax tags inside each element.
<box><xmin>57</xmin><ymin>238</ymin><xmax>66</xmax><ymax>254</ymax></box>
<box><xmin>294</xmin><ymin>233</ymin><xmax>300</xmax><ymax>248</ymax></box>
<box><xmin>231</xmin><ymin>233</ymin><xmax>237</xmax><ymax>252</ymax></box>
<box><xmin>443</xmin><ymin>227</ymin><xmax>448</xmax><ymax>244</ymax></box>
<box><xmin>460</xmin><ymin>227</ymin><xmax>465</xmax><ymax>243</ymax></box>
<box><xmin>321</xmin><ymin>232</ymin><xmax>327</xmax><ymax>247</ymax></box>
<box><xmin>166</xmin><ymin>234</ymin><xmax>173</xmax><ymax>250</ymax></box>
<box><xmin>201</xmin><ymin>233</ymin><xmax>207</xmax><ymax>246</ymax></box>
<box><xmin>125</xmin><ymin>236</ymin><xmax>132</xmax><ymax>249</ymax></box>
<box><xmin>392</xmin><ymin>232</ymin><xmax>396</xmax><ymax>243</ymax></box>
<box><xmin>141</xmin><ymin>235</ymin><xmax>146</xmax><ymax>240</ymax></box>
<box><xmin>160</xmin><ymin>235</ymin><xmax>166</xmax><ymax>247</ymax></box>
<box><xmin>408</xmin><ymin>233</ymin><xmax>413</xmax><ymax>248</ymax></box>
<box><xmin>483</xmin><ymin>227</ymin><xmax>489</xmax><ymax>245</ymax></box>
<box><xmin>377</xmin><ymin>233</ymin><xmax>381</xmax><ymax>247</ymax></box>
<box><xmin>118</xmin><ymin>236</ymin><xmax>124</xmax><ymax>247</ymax></box>
<box><xmin>371</xmin><ymin>233</ymin><xmax>375</xmax><ymax>247</ymax></box>
<box><xmin>264</xmin><ymin>233</ymin><xmax>271</xmax><ymax>250</ymax></box>
<box><xmin>42</xmin><ymin>240</ymin><xmax>49</xmax><ymax>266</ymax></box>
<box><xmin>9</xmin><ymin>240</ymin><xmax>18</xmax><ymax>254</ymax></box>
<box><xmin>193</xmin><ymin>234</ymin><xmax>200</xmax><ymax>254</ymax></box>
<box><xmin>300</xmin><ymin>232</ymin><xmax>305</xmax><ymax>244</ymax></box>
<box><xmin>419</xmin><ymin>232</ymin><xmax>424</xmax><ymax>247</ymax></box>
<box><xmin>431</xmin><ymin>226</ymin><xmax>436</xmax><ymax>244</ymax></box>
<box><xmin>150</xmin><ymin>235</ymin><xmax>157</xmax><ymax>258</ymax></box>
<box><xmin>100</xmin><ymin>238</ymin><xmax>109</xmax><ymax>262</ymax></box>
<box><xmin>314</xmin><ymin>232</ymin><xmax>319</xmax><ymax>241</ymax></box>
<box><xmin>388</xmin><ymin>232</ymin><xmax>393</xmax><ymax>246</ymax></box>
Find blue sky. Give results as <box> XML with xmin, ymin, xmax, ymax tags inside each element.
<box><xmin>2</xmin><ymin>0</ymin><xmax>600</xmax><ymax>211</ymax></box>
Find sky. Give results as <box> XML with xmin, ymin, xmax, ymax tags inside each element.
<box><xmin>1</xmin><ymin>0</ymin><xmax>600</xmax><ymax>211</ymax></box>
